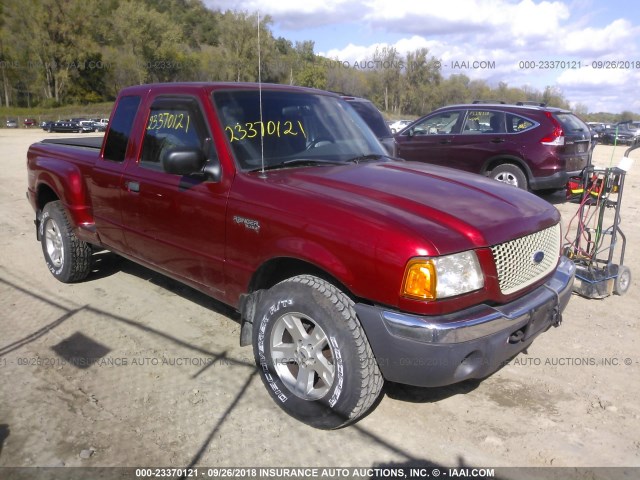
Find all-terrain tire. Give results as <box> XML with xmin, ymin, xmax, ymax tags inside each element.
<box><xmin>40</xmin><ymin>201</ymin><xmax>92</xmax><ymax>283</ymax></box>
<box><xmin>253</xmin><ymin>275</ymin><xmax>383</xmax><ymax>429</ymax></box>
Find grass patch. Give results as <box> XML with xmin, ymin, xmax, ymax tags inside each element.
<box><xmin>1</xmin><ymin>102</ymin><xmax>114</xmax><ymax>125</ymax></box>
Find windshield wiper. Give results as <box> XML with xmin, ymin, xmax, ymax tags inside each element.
<box><xmin>345</xmin><ymin>153</ymin><xmax>385</xmax><ymax>163</ymax></box>
<box><xmin>248</xmin><ymin>158</ymin><xmax>348</xmax><ymax>172</ymax></box>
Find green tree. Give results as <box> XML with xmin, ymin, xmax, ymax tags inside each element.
<box><xmin>4</xmin><ymin>0</ymin><xmax>101</xmax><ymax>104</ymax></box>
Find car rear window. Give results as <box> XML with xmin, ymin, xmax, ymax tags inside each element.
<box><xmin>554</xmin><ymin>113</ymin><xmax>588</xmax><ymax>134</ymax></box>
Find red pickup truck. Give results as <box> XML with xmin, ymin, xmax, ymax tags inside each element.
<box><xmin>27</xmin><ymin>82</ymin><xmax>575</xmax><ymax>429</ymax></box>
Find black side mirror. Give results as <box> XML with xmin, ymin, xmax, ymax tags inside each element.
<box><xmin>162</xmin><ymin>146</ymin><xmax>207</xmax><ymax>175</ymax></box>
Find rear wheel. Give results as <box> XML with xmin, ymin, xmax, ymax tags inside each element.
<box><xmin>490</xmin><ymin>163</ymin><xmax>528</xmax><ymax>190</ymax></box>
<box><xmin>253</xmin><ymin>275</ymin><xmax>383</xmax><ymax>429</ymax></box>
<box><xmin>40</xmin><ymin>201</ymin><xmax>92</xmax><ymax>283</ymax></box>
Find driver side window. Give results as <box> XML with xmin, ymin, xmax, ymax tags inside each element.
<box><xmin>410</xmin><ymin>111</ymin><xmax>461</xmax><ymax>135</ymax></box>
<box><xmin>140</xmin><ymin>98</ymin><xmax>208</xmax><ymax>170</ymax></box>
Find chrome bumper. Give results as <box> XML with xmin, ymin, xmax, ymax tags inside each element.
<box><xmin>355</xmin><ymin>256</ymin><xmax>576</xmax><ymax>387</ymax></box>
<box><xmin>381</xmin><ymin>256</ymin><xmax>575</xmax><ymax>344</ymax></box>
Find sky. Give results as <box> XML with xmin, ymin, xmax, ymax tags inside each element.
<box><xmin>205</xmin><ymin>0</ymin><xmax>640</xmax><ymax>114</ymax></box>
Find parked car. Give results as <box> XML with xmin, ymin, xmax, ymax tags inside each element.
<box><xmin>389</xmin><ymin>119</ymin><xmax>412</xmax><ymax>133</ymax></box>
<box><xmin>341</xmin><ymin>95</ymin><xmax>395</xmax><ymax>156</ymax></box>
<box><xmin>91</xmin><ymin>118</ymin><xmax>109</xmax><ymax>132</ymax></box>
<box><xmin>41</xmin><ymin>120</ymin><xmax>81</xmax><ymax>133</ymax></box>
<box><xmin>79</xmin><ymin>120</ymin><xmax>97</xmax><ymax>133</ymax></box>
<box><xmin>600</xmin><ymin>123</ymin><xmax>639</xmax><ymax>145</ymax></box>
<box><xmin>23</xmin><ymin>118</ymin><xmax>37</xmax><ymax>128</ymax></box>
<box><xmin>6</xmin><ymin>119</ymin><xmax>18</xmax><ymax>128</ymax></box>
<box><xmin>26</xmin><ymin>82</ymin><xmax>574</xmax><ymax>429</ymax></box>
<box><xmin>394</xmin><ymin>102</ymin><xmax>592</xmax><ymax>191</ymax></box>
<box><xmin>587</xmin><ymin>122</ymin><xmax>605</xmax><ymax>140</ymax></box>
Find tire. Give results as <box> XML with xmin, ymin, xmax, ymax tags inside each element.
<box><xmin>40</xmin><ymin>201</ymin><xmax>92</xmax><ymax>283</ymax></box>
<box><xmin>614</xmin><ymin>266</ymin><xmax>631</xmax><ymax>296</ymax></box>
<box><xmin>253</xmin><ymin>275</ymin><xmax>383</xmax><ymax>429</ymax></box>
<box><xmin>490</xmin><ymin>163</ymin><xmax>528</xmax><ymax>190</ymax></box>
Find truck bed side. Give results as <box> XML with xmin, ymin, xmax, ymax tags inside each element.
<box><xmin>27</xmin><ymin>139</ymin><xmax>103</xmax><ymax>244</ymax></box>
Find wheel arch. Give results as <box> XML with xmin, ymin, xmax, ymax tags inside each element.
<box><xmin>36</xmin><ymin>183</ymin><xmax>60</xmax><ymax>211</ymax></box>
<box><xmin>32</xmin><ymin>160</ymin><xmax>95</xmax><ymax>237</ymax></box>
<box><xmin>239</xmin><ymin>256</ymin><xmax>357</xmax><ymax>347</ymax></box>
<box><xmin>249</xmin><ymin>256</ymin><xmax>352</xmax><ymax>295</ymax></box>
<box><xmin>481</xmin><ymin>155</ymin><xmax>533</xmax><ymax>180</ymax></box>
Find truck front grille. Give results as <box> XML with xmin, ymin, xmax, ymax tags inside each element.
<box><xmin>491</xmin><ymin>224</ymin><xmax>561</xmax><ymax>295</ymax></box>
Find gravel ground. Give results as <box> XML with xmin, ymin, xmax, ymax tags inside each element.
<box><xmin>0</xmin><ymin>129</ymin><xmax>638</xmax><ymax>479</ymax></box>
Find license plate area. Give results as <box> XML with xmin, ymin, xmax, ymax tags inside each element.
<box><xmin>524</xmin><ymin>298</ymin><xmax>557</xmax><ymax>339</ymax></box>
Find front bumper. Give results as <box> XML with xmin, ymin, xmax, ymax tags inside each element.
<box><xmin>355</xmin><ymin>256</ymin><xmax>575</xmax><ymax>387</ymax></box>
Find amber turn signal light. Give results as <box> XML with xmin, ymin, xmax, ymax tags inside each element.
<box><xmin>401</xmin><ymin>259</ymin><xmax>436</xmax><ymax>300</ymax></box>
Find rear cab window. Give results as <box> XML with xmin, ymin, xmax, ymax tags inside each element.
<box><xmin>103</xmin><ymin>95</ymin><xmax>142</xmax><ymax>162</ymax></box>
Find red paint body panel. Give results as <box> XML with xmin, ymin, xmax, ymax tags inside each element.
<box><xmin>26</xmin><ymin>82</ymin><xmax>562</xmax><ymax>317</ymax></box>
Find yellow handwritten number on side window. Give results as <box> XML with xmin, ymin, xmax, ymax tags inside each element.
<box><xmin>147</xmin><ymin>112</ymin><xmax>191</xmax><ymax>133</ymax></box>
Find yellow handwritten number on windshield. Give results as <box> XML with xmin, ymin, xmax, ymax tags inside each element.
<box><xmin>225</xmin><ymin>120</ymin><xmax>306</xmax><ymax>143</ymax></box>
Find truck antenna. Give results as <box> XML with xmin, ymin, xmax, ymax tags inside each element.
<box><xmin>257</xmin><ymin>12</ymin><xmax>266</xmax><ymax>178</ymax></box>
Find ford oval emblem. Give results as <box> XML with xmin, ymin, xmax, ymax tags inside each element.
<box><xmin>532</xmin><ymin>250</ymin><xmax>545</xmax><ymax>264</ymax></box>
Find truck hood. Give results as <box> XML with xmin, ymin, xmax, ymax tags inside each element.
<box><xmin>263</xmin><ymin>160</ymin><xmax>560</xmax><ymax>255</ymax></box>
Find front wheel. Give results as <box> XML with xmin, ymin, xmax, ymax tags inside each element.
<box><xmin>40</xmin><ymin>201</ymin><xmax>92</xmax><ymax>283</ymax></box>
<box><xmin>253</xmin><ymin>275</ymin><xmax>383</xmax><ymax>429</ymax></box>
<box><xmin>490</xmin><ymin>163</ymin><xmax>528</xmax><ymax>190</ymax></box>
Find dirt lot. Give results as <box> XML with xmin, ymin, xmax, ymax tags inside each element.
<box><xmin>0</xmin><ymin>129</ymin><xmax>639</xmax><ymax>477</ymax></box>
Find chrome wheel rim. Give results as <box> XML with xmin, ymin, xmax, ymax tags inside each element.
<box><xmin>45</xmin><ymin>219</ymin><xmax>64</xmax><ymax>268</ymax></box>
<box><xmin>494</xmin><ymin>172</ymin><xmax>518</xmax><ymax>186</ymax></box>
<box><xmin>270</xmin><ymin>312</ymin><xmax>335</xmax><ymax>401</ymax></box>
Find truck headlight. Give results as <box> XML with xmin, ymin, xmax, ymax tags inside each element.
<box><xmin>401</xmin><ymin>251</ymin><xmax>484</xmax><ymax>300</ymax></box>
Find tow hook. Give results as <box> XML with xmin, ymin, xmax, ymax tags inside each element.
<box><xmin>552</xmin><ymin>306</ymin><xmax>562</xmax><ymax>328</ymax></box>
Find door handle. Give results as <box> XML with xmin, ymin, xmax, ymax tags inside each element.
<box><xmin>490</xmin><ymin>138</ymin><xmax>505</xmax><ymax>143</ymax></box>
<box><xmin>126</xmin><ymin>181</ymin><xmax>140</xmax><ymax>192</ymax></box>
<box><xmin>439</xmin><ymin>139</ymin><xmax>452</xmax><ymax>144</ymax></box>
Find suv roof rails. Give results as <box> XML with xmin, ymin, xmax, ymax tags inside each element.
<box><xmin>516</xmin><ymin>101</ymin><xmax>547</xmax><ymax>107</ymax></box>
<box><xmin>472</xmin><ymin>100</ymin><xmax>506</xmax><ymax>104</ymax></box>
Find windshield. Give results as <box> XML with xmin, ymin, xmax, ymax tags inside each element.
<box><xmin>213</xmin><ymin>89</ymin><xmax>386</xmax><ymax>170</ymax></box>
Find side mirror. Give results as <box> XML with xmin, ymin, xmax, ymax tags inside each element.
<box><xmin>162</xmin><ymin>147</ymin><xmax>206</xmax><ymax>176</ymax></box>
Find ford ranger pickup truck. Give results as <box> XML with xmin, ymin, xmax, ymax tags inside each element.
<box><xmin>27</xmin><ymin>82</ymin><xmax>575</xmax><ymax>429</ymax></box>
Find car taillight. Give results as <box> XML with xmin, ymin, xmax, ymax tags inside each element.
<box><xmin>540</xmin><ymin>112</ymin><xmax>564</xmax><ymax>146</ymax></box>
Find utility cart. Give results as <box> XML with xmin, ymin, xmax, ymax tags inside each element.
<box><xmin>564</xmin><ymin>143</ymin><xmax>636</xmax><ymax>298</ymax></box>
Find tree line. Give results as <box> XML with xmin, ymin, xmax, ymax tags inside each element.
<box><xmin>0</xmin><ymin>0</ymin><xmax>619</xmax><ymax>119</ymax></box>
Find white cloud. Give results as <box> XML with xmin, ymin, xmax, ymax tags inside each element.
<box><xmin>561</xmin><ymin>19</ymin><xmax>637</xmax><ymax>55</ymax></box>
<box><xmin>557</xmin><ymin>67</ymin><xmax>632</xmax><ymax>87</ymax></box>
<box><xmin>363</xmin><ymin>0</ymin><xmax>570</xmax><ymax>42</ymax></box>
<box><xmin>321</xmin><ymin>36</ymin><xmax>439</xmax><ymax>61</ymax></box>
<box><xmin>204</xmin><ymin>0</ymin><xmax>640</xmax><ymax>111</ymax></box>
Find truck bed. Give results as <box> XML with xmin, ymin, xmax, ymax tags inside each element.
<box><xmin>41</xmin><ymin>136</ymin><xmax>104</xmax><ymax>150</ymax></box>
